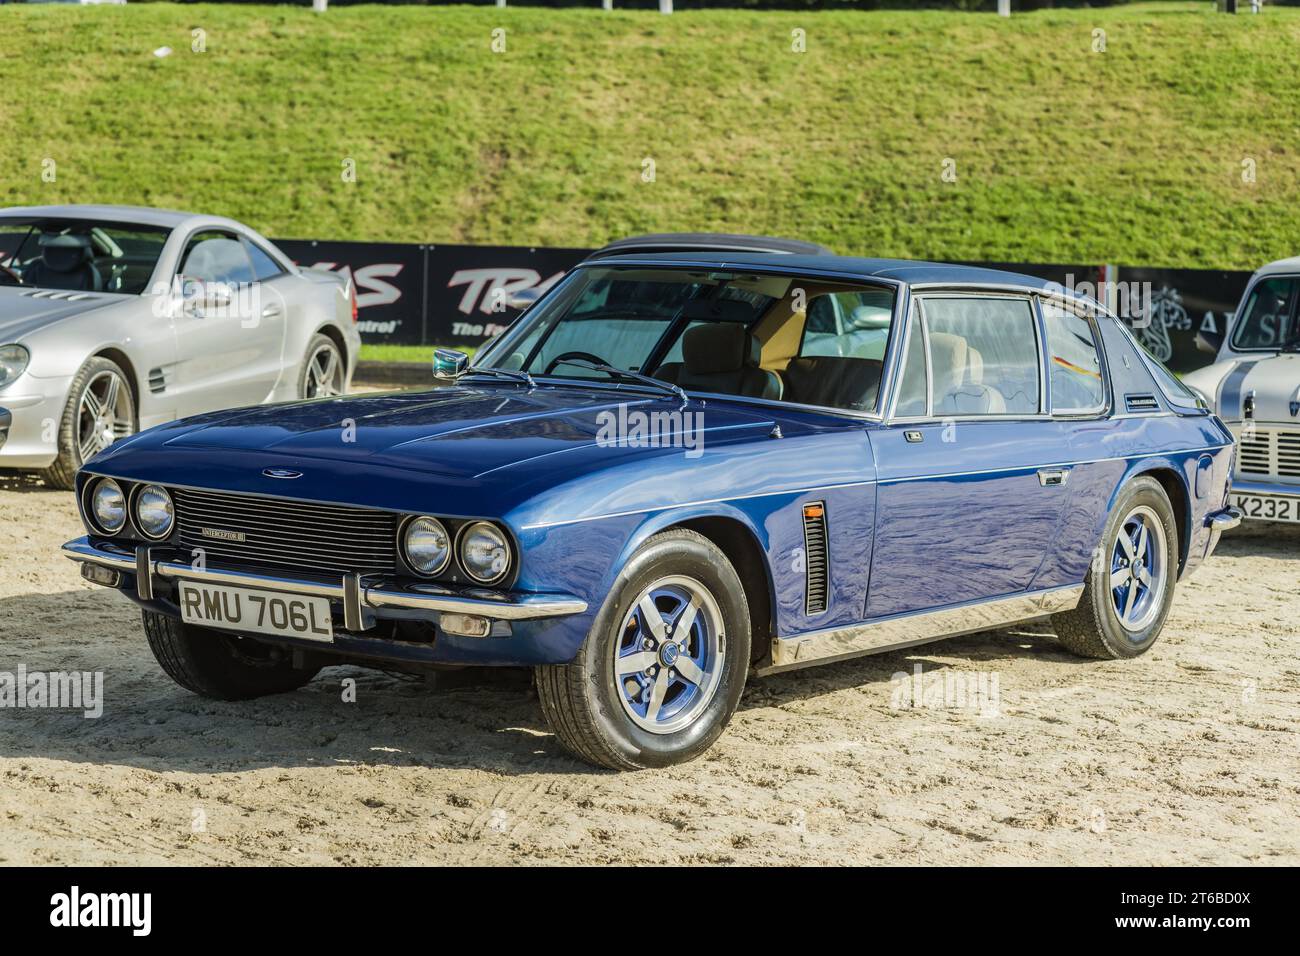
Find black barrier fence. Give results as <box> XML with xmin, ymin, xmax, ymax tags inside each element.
<box><xmin>272</xmin><ymin>239</ymin><xmax>1253</xmax><ymax>373</ymax></box>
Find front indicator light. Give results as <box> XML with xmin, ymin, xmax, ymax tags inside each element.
<box><xmin>440</xmin><ymin>613</ymin><xmax>491</xmax><ymax>639</ymax></box>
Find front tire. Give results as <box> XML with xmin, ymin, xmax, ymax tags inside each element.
<box><xmin>142</xmin><ymin>610</ymin><xmax>320</xmax><ymax>700</ymax></box>
<box><xmin>41</xmin><ymin>356</ymin><xmax>135</xmax><ymax>490</ymax></box>
<box><xmin>536</xmin><ymin>529</ymin><xmax>751</xmax><ymax>770</ymax></box>
<box><xmin>1052</xmin><ymin>476</ymin><xmax>1179</xmax><ymax>659</ymax></box>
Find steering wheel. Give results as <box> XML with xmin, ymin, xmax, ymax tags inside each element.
<box><xmin>0</xmin><ymin>262</ymin><xmax>19</xmax><ymax>286</ymax></box>
<box><xmin>544</xmin><ymin>350</ymin><xmax>611</xmax><ymax>375</ymax></box>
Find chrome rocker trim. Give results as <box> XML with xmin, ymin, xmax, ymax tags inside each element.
<box><xmin>756</xmin><ymin>584</ymin><xmax>1086</xmax><ymax>676</ymax></box>
<box><xmin>62</xmin><ymin>537</ymin><xmax>588</xmax><ymax>623</ymax></box>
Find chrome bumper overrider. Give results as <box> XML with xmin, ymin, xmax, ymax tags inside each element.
<box><xmin>62</xmin><ymin>537</ymin><xmax>587</xmax><ymax>625</ymax></box>
<box><xmin>1207</xmin><ymin>506</ymin><xmax>1243</xmax><ymax>532</ymax></box>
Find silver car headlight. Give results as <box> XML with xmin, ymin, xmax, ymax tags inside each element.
<box><xmin>458</xmin><ymin>521</ymin><xmax>512</xmax><ymax>585</ymax></box>
<box><xmin>134</xmin><ymin>484</ymin><xmax>174</xmax><ymax>540</ymax></box>
<box><xmin>0</xmin><ymin>345</ymin><xmax>29</xmax><ymax>389</ymax></box>
<box><xmin>89</xmin><ymin>478</ymin><xmax>126</xmax><ymax>534</ymax></box>
<box><xmin>402</xmin><ymin>516</ymin><xmax>451</xmax><ymax>576</ymax></box>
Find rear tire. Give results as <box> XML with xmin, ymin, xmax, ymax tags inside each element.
<box><xmin>535</xmin><ymin>529</ymin><xmax>751</xmax><ymax>770</ymax></box>
<box><xmin>1052</xmin><ymin>476</ymin><xmax>1179</xmax><ymax>660</ymax></box>
<box><xmin>142</xmin><ymin>610</ymin><xmax>320</xmax><ymax>700</ymax></box>
<box><xmin>297</xmin><ymin>333</ymin><xmax>346</xmax><ymax>399</ymax></box>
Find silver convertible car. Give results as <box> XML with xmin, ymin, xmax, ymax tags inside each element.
<box><xmin>0</xmin><ymin>205</ymin><xmax>360</xmax><ymax>488</ymax></box>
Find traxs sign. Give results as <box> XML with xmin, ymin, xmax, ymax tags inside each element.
<box><xmin>50</xmin><ymin>886</ymin><xmax>151</xmax><ymax>936</ymax></box>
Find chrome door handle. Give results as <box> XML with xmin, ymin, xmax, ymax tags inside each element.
<box><xmin>1037</xmin><ymin>468</ymin><xmax>1070</xmax><ymax>487</ymax></box>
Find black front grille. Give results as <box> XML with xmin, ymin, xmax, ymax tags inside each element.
<box><xmin>173</xmin><ymin>488</ymin><xmax>399</xmax><ymax>577</ymax></box>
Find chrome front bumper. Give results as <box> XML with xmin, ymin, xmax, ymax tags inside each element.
<box><xmin>62</xmin><ymin>537</ymin><xmax>588</xmax><ymax>627</ymax></box>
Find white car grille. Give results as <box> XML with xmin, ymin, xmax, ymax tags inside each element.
<box><xmin>1237</xmin><ymin>427</ymin><xmax>1300</xmax><ymax>482</ymax></box>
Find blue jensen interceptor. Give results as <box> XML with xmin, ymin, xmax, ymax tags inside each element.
<box><xmin>63</xmin><ymin>253</ymin><xmax>1241</xmax><ymax>769</ymax></box>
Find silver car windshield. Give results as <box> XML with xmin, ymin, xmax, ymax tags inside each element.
<box><xmin>0</xmin><ymin>218</ymin><xmax>171</xmax><ymax>295</ymax></box>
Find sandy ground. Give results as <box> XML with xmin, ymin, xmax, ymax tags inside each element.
<box><xmin>1</xmin><ymin>470</ymin><xmax>1297</xmax><ymax>866</ymax></box>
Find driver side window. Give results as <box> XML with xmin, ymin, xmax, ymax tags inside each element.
<box><xmin>180</xmin><ymin>231</ymin><xmax>255</xmax><ymax>285</ymax></box>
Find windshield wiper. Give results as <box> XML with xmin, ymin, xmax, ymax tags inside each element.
<box><xmin>463</xmin><ymin>365</ymin><xmax>535</xmax><ymax>388</ymax></box>
<box><xmin>552</xmin><ymin>358</ymin><xmax>688</xmax><ymax>406</ymax></box>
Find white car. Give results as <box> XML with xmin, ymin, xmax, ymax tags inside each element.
<box><xmin>1184</xmin><ymin>255</ymin><xmax>1300</xmax><ymax>524</ymax></box>
<box><xmin>0</xmin><ymin>205</ymin><xmax>360</xmax><ymax>488</ymax></box>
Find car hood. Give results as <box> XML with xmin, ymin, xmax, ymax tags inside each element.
<box><xmin>1189</xmin><ymin>353</ymin><xmax>1300</xmax><ymax>422</ymax></box>
<box><xmin>88</xmin><ymin>383</ymin><xmax>783</xmax><ymax>515</ymax></box>
<box><xmin>0</xmin><ymin>286</ymin><xmax>119</xmax><ymax>341</ymax></box>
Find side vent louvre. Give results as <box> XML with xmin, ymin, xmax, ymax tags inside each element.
<box><xmin>1125</xmin><ymin>393</ymin><xmax>1159</xmax><ymax>413</ymax></box>
<box><xmin>148</xmin><ymin>368</ymin><xmax>166</xmax><ymax>394</ymax></box>
<box><xmin>802</xmin><ymin>502</ymin><xmax>828</xmax><ymax>616</ymax></box>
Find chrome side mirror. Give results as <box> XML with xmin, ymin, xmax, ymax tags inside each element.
<box><xmin>506</xmin><ymin>287</ymin><xmax>542</xmax><ymax>311</ymax></box>
<box><xmin>433</xmin><ymin>348</ymin><xmax>470</xmax><ymax>381</ymax></box>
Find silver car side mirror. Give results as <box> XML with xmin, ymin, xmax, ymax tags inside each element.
<box><xmin>506</xmin><ymin>287</ymin><xmax>542</xmax><ymax>311</ymax></box>
<box><xmin>433</xmin><ymin>348</ymin><xmax>470</xmax><ymax>381</ymax></box>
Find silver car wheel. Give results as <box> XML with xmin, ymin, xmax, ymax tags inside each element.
<box><xmin>77</xmin><ymin>369</ymin><xmax>134</xmax><ymax>463</ymax></box>
<box><xmin>613</xmin><ymin>574</ymin><xmax>726</xmax><ymax>735</ymax></box>
<box><xmin>1109</xmin><ymin>504</ymin><xmax>1168</xmax><ymax>634</ymax></box>
<box><xmin>303</xmin><ymin>342</ymin><xmax>344</xmax><ymax>398</ymax></box>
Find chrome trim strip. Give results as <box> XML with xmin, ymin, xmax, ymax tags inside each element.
<box><xmin>756</xmin><ymin>584</ymin><xmax>1085</xmax><ymax>676</ymax></box>
<box><xmin>522</xmin><ymin>445</ymin><xmax>1233</xmax><ymax>529</ymax></box>
<box><xmin>61</xmin><ymin>537</ymin><xmax>587</xmax><ymax>621</ymax></box>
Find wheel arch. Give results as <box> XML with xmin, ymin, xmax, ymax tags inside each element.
<box><xmin>91</xmin><ymin>347</ymin><xmax>141</xmax><ymax>424</ymax></box>
<box><xmin>613</xmin><ymin>508</ymin><xmax>777</xmax><ymax>666</ymax></box>
<box><xmin>1123</xmin><ymin>463</ymin><xmax>1191</xmax><ymax>576</ymax></box>
<box><xmin>314</xmin><ymin>323</ymin><xmax>349</xmax><ymax>368</ymax></box>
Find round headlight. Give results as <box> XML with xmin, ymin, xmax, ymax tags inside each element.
<box><xmin>458</xmin><ymin>521</ymin><xmax>511</xmax><ymax>585</ymax></box>
<box><xmin>0</xmin><ymin>344</ymin><xmax>30</xmax><ymax>389</ymax></box>
<box><xmin>90</xmin><ymin>478</ymin><xmax>126</xmax><ymax>534</ymax></box>
<box><xmin>134</xmin><ymin>484</ymin><xmax>174</xmax><ymax>540</ymax></box>
<box><xmin>402</xmin><ymin>516</ymin><xmax>451</xmax><ymax>576</ymax></box>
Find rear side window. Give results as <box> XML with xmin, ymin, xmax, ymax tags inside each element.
<box><xmin>920</xmin><ymin>296</ymin><xmax>1041</xmax><ymax>416</ymax></box>
<box><xmin>1041</xmin><ymin>300</ymin><xmax>1105</xmax><ymax>414</ymax></box>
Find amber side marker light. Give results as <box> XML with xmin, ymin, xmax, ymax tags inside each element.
<box><xmin>802</xmin><ymin>503</ymin><xmax>825</xmax><ymax>519</ymax></box>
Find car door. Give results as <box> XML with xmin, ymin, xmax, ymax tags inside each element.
<box><xmin>866</xmin><ymin>292</ymin><xmax>1075</xmax><ymax>619</ymax></box>
<box><xmin>167</xmin><ymin>229</ymin><xmax>286</xmax><ymax>415</ymax></box>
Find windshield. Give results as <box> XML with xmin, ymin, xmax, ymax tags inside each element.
<box><xmin>0</xmin><ymin>217</ymin><xmax>171</xmax><ymax>295</ymax></box>
<box><xmin>477</xmin><ymin>265</ymin><xmax>899</xmax><ymax>413</ymax></box>
<box><xmin>1231</xmin><ymin>275</ymin><xmax>1299</xmax><ymax>352</ymax></box>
